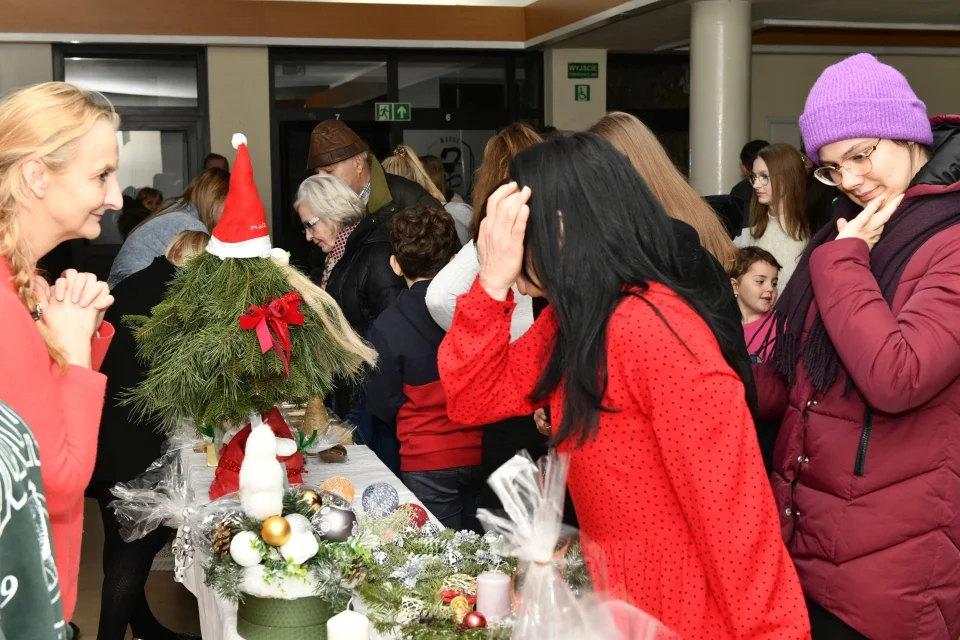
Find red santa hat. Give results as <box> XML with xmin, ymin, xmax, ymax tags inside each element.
<box><xmin>206</xmin><ymin>133</ymin><xmax>272</xmax><ymax>259</ymax></box>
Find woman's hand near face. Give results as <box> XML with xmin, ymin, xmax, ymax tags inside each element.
<box><xmin>836</xmin><ymin>193</ymin><xmax>904</xmax><ymax>251</ymax></box>
<box><xmin>477</xmin><ymin>182</ymin><xmax>531</xmax><ymax>301</ymax></box>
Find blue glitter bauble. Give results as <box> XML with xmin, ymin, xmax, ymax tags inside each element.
<box><xmin>362</xmin><ymin>482</ymin><xmax>400</xmax><ymax>517</ymax></box>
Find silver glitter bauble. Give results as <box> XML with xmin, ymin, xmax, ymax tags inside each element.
<box><xmin>419</xmin><ymin>522</ymin><xmax>442</xmax><ymax>538</ymax></box>
<box><xmin>444</xmin><ymin>547</ymin><xmax>464</xmax><ymax>568</ymax></box>
<box><xmin>361</xmin><ymin>482</ymin><xmax>400</xmax><ymax>517</ymax></box>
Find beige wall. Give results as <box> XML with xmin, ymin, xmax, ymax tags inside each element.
<box><xmin>0</xmin><ymin>43</ymin><xmax>53</xmax><ymax>96</ymax></box>
<box><xmin>207</xmin><ymin>46</ymin><xmax>273</xmax><ymax>226</ymax></box>
<box><xmin>544</xmin><ymin>48</ymin><xmax>607</xmax><ymax>131</ymax></box>
<box><xmin>751</xmin><ymin>53</ymin><xmax>960</xmax><ymax>146</ymax></box>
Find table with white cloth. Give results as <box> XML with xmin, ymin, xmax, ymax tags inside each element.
<box><xmin>178</xmin><ymin>444</ymin><xmax>435</xmax><ymax>640</ymax></box>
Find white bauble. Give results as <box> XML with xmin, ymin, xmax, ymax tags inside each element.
<box><xmin>285</xmin><ymin>513</ymin><xmax>313</xmax><ymax>535</ymax></box>
<box><xmin>229</xmin><ymin>531</ymin><xmax>262</xmax><ymax>567</ymax></box>
<box><xmin>242</xmin><ymin>491</ymin><xmax>283</xmax><ymax>521</ymax></box>
<box><xmin>279</xmin><ymin>531</ymin><xmax>320</xmax><ymax>565</ymax></box>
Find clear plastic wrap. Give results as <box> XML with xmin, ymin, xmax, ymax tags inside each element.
<box><xmin>477</xmin><ymin>451</ymin><xmax>677</xmax><ymax>640</ymax></box>
<box><xmin>108</xmin><ymin>431</ymin><xmax>207</xmax><ymax>542</ymax></box>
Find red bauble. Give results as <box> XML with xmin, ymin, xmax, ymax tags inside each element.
<box><xmin>396</xmin><ymin>503</ymin><xmax>429</xmax><ymax>528</ymax></box>
<box><xmin>463</xmin><ymin>611</ymin><xmax>486</xmax><ymax>629</ymax></box>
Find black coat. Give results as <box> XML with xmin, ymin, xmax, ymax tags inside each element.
<box><xmin>88</xmin><ymin>257</ymin><xmax>176</xmax><ymax>490</ymax></box>
<box><xmin>322</xmin><ymin>170</ymin><xmax>442</xmax><ymax>415</ymax></box>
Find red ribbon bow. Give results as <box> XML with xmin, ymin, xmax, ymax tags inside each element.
<box><xmin>239</xmin><ymin>292</ymin><xmax>305</xmax><ymax>376</ymax></box>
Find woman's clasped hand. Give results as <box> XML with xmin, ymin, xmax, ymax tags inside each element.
<box><xmin>40</xmin><ymin>268</ymin><xmax>113</xmax><ymax>368</ymax></box>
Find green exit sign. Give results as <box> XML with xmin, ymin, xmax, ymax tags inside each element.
<box><xmin>375</xmin><ymin>102</ymin><xmax>412</xmax><ymax>122</ymax></box>
<box><xmin>568</xmin><ymin>62</ymin><xmax>599</xmax><ymax>79</ymax></box>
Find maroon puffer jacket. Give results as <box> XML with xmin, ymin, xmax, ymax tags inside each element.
<box><xmin>758</xmin><ymin>118</ymin><xmax>960</xmax><ymax>640</ymax></box>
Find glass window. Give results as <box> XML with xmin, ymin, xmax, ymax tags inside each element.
<box><xmin>399</xmin><ymin>59</ymin><xmax>506</xmax><ymax>109</ymax></box>
<box><xmin>515</xmin><ymin>55</ymin><xmax>540</xmax><ymax>110</ymax></box>
<box><xmin>274</xmin><ymin>60</ymin><xmax>388</xmax><ymax>109</ymax></box>
<box><xmin>404</xmin><ymin>129</ymin><xmax>496</xmax><ymax>200</ymax></box>
<box><xmin>64</xmin><ymin>57</ymin><xmax>198</xmax><ymax>107</ymax></box>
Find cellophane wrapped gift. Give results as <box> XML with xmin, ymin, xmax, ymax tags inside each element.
<box><xmin>477</xmin><ymin>451</ymin><xmax>678</xmax><ymax>640</ymax></box>
<box><xmin>108</xmin><ymin>431</ymin><xmax>206</xmax><ymax>542</ymax></box>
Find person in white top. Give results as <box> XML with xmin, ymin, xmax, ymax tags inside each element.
<box><xmin>735</xmin><ymin>142</ymin><xmax>812</xmax><ymax>290</ymax></box>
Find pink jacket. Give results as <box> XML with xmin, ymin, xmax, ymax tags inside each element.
<box><xmin>0</xmin><ymin>258</ymin><xmax>113</xmax><ymax>621</ymax></box>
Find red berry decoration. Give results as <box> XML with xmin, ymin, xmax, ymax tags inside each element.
<box><xmin>463</xmin><ymin>611</ymin><xmax>486</xmax><ymax>629</ymax></box>
<box><xmin>396</xmin><ymin>503</ymin><xmax>429</xmax><ymax>528</ymax></box>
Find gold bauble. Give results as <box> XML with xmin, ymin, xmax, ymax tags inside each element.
<box><xmin>261</xmin><ymin>516</ymin><xmax>292</xmax><ymax>546</ymax></box>
<box><xmin>311</xmin><ymin>503</ymin><xmax>321</xmax><ymax>513</ymax></box>
<box><xmin>300</xmin><ymin>489</ymin><xmax>320</xmax><ymax>506</ymax></box>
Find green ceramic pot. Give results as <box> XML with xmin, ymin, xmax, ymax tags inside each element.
<box><xmin>236</xmin><ymin>595</ymin><xmax>333</xmax><ymax>640</ymax></box>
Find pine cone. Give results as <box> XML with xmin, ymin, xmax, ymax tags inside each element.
<box><xmin>212</xmin><ymin>521</ymin><xmax>233</xmax><ymax>558</ymax></box>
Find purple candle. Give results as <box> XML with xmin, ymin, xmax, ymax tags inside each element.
<box><xmin>476</xmin><ymin>571</ymin><xmax>512</xmax><ymax>620</ymax></box>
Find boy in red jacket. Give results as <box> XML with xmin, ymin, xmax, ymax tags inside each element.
<box><xmin>365</xmin><ymin>205</ymin><xmax>483</xmax><ymax>531</ymax></box>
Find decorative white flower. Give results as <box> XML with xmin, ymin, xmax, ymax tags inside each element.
<box><xmin>270</xmin><ymin>247</ymin><xmax>291</xmax><ymax>265</ymax></box>
<box><xmin>389</xmin><ymin>556</ymin><xmax>427</xmax><ymax>589</ymax></box>
<box><xmin>454</xmin><ymin>530</ymin><xmax>479</xmax><ymax>545</ymax></box>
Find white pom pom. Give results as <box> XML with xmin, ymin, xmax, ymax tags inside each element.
<box><xmin>245</xmin><ymin>425</ymin><xmax>278</xmax><ymax>458</ymax></box>
<box><xmin>275</xmin><ymin>438</ymin><xmax>297</xmax><ymax>457</ymax></box>
<box><xmin>229</xmin><ymin>531</ymin><xmax>262</xmax><ymax>567</ymax></box>
<box><xmin>280</xmin><ymin>531</ymin><xmax>320</xmax><ymax>565</ymax></box>
<box><xmin>232</xmin><ymin>133</ymin><xmax>247</xmax><ymax>149</ymax></box>
<box><xmin>270</xmin><ymin>247</ymin><xmax>290</xmax><ymax>265</ymax></box>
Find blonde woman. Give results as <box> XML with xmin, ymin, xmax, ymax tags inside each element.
<box><xmin>382</xmin><ymin>144</ymin><xmax>473</xmax><ymax>244</ymax></box>
<box><xmin>108</xmin><ymin>166</ymin><xmax>229</xmax><ymax>287</ymax></box>
<box><xmin>91</xmin><ymin>230</ymin><xmax>207</xmax><ymax>640</ymax></box>
<box><xmin>590</xmin><ymin>111</ymin><xmax>738</xmax><ymax>270</ymax></box>
<box><xmin>0</xmin><ymin>82</ymin><xmax>120</xmax><ymax>629</ymax></box>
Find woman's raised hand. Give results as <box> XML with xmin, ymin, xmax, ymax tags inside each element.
<box><xmin>836</xmin><ymin>193</ymin><xmax>904</xmax><ymax>251</ymax></box>
<box><xmin>477</xmin><ymin>182</ymin><xmax>531</xmax><ymax>301</ymax></box>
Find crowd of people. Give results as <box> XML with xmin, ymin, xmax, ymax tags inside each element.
<box><xmin>1</xmin><ymin>51</ymin><xmax>959</xmax><ymax>640</ymax></box>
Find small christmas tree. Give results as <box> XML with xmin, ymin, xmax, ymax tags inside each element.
<box><xmin>125</xmin><ymin>133</ymin><xmax>375</xmax><ymax>434</ymax></box>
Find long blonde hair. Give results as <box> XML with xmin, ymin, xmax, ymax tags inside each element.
<box><xmin>136</xmin><ymin>167</ymin><xmax>229</xmax><ymax>233</ymax></box>
<box><xmin>590</xmin><ymin>112</ymin><xmax>738</xmax><ymax>270</ymax></box>
<box><xmin>0</xmin><ymin>82</ymin><xmax>120</xmax><ymax>368</ymax></box>
<box><xmin>165</xmin><ymin>230</ymin><xmax>209</xmax><ymax>266</ymax></box>
<box><xmin>381</xmin><ymin>144</ymin><xmax>446</xmax><ymax>204</ymax></box>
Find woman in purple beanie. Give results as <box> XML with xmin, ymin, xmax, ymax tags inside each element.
<box><xmin>755</xmin><ymin>53</ymin><xmax>960</xmax><ymax>639</ymax></box>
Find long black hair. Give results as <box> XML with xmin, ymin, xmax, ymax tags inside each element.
<box><xmin>511</xmin><ymin>132</ymin><xmax>754</xmax><ymax>446</ymax></box>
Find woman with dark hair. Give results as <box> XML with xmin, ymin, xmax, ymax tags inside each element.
<box><xmin>438</xmin><ymin>133</ymin><xmax>809</xmax><ymax>639</ymax></box>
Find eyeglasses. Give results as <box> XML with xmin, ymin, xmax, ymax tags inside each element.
<box><xmin>302</xmin><ymin>216</ymin><xmax>320</xmax><ymax>234</ymax></box>
<box><xmin>748</xmin><ymin>172</ymin><xmax>769</xmax><ymax>187</ymax></box>
<box><xmin>813</xmin><ymin>139</ymin><xmax>881</xmax><ymax>186</ymax></box>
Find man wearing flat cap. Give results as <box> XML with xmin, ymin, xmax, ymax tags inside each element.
<box><xmin>305</xmin><ymin>120</ymin><xmax>442</xmax><ymax>468</ymax></box>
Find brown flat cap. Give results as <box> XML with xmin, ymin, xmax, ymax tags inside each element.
<box><xmin>307</xmin><ymin>120</ymin><xmax>371</xmax><ymax>171</ymax></box>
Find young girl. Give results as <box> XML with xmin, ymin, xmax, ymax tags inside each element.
<box><xmin>737</xmin><ymin>143</ymin><xmax>810</xmax><ymax>289</ymax></box>
<box><xmin>730</xmin><ymin>246</ymin><xmax>781</xmax><ymax>363</ymax></box>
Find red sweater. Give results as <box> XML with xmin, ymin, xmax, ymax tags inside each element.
<box><xmin>439</xmin><ymin>280</ymin><xmax>810</xmax><ymax>640</ymax></box>
<box><xmin>0</xmin><ymin>258</ymin><xmax>113</xmax><ymax>621</ymax></box>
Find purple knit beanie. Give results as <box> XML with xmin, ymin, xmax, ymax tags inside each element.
<box><xmin>799</xmin><ymin>53</ymin><xmax>933</xmax><ymax>165</ymax></box>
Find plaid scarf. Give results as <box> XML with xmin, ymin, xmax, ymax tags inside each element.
<box><xmin>320</xmin><ymin>222</ymin><xmax>359</xmax><ymax>289</ymax></box>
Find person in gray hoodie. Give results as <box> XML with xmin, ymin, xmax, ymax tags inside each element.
<box><xmin>107</xmin><ymin>167</ymin><xmax>228</xmax><ymax>288</ymax></box>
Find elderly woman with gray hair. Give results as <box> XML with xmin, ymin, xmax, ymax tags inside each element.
<box><xmin>295</xmin><ymin>174</ymin><xmax>405</xmax><ymax>433</ymax></box>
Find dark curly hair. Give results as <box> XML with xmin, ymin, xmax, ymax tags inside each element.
<box><xmin>389</xmin><ymin>204</ymin><xmax>458</xmax><ymax>280</ymax></box>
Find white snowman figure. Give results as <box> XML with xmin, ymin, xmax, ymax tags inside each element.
<box><xmin>238</xmin><ymin>411</ymin><xmax>295</xmax><ymax>520</ymax></box>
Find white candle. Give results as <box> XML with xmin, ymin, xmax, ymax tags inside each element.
<box><xmin>327</xmin><ymin>609</ymin><xmax>370</xmax><ymax>640</ymax></box>
<box><xmin>476</xmin><ymin>571</ymin><xmax>512</xmax><ymax>621</ymax></box>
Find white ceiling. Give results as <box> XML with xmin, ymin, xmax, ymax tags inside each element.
<box><xmin>557</xmin><ymin>0</ymin><xmax>960</xmax><ymax>52</ymax></box>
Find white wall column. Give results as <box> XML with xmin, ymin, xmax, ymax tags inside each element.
<box><xmin>544</xmin><ymin>48</ymin><xmax>607</xmax><ymax>131</ymax></box>
<box><xmin>689</xmin><ymin>0</ymin><xmax>752</xmax><ymax>195</ymax></box>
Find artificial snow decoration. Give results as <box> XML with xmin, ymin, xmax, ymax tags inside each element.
<box><xmin>280</xmin><ymin>530</ymin><xmax>320</xmax><ymax>565</ymax></box>
<box><xmin>239</xmin><ymin>412</ymin><xmax>285</xmax><ymax>520</ymax></box>
<box><xmin>229</xmin><ymin>530</ymin><xmax>262</xmax><ymax>567</ymax></box>
<box><xmin>241</xmin><ymin>564</ymin><xmax>320</xmax><ymax>599</ymax></box>
<box><xmin>232</xmin><ymin>132</ymin><xmax>248</xmax><ymax>149</ymax></box>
